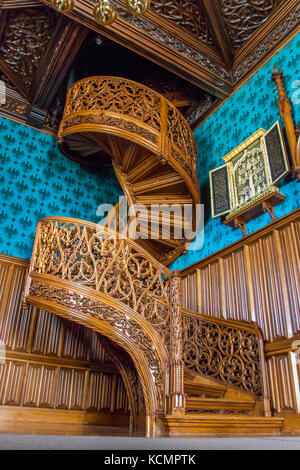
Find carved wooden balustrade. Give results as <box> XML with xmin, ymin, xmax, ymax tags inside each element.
<box><xmin>23</xmin><ymin>217</ymin><xmax>272</xmax><ymax>421</ymax></box>
<box><xmin>23</xmin><ymin>216</ymin><xmax>173</xmax><ymax>426</ymax></box>
<box><xmin>58</xmin><ymin>76</ymin><xmax>198</xmax><ymax>192</ymax></box>
<box><xmin>57</xmin><ymin>76</ymin><xmax>201</xmax><ymax>265</ymax></box>
<box><xmin>181</xmin><ymin>309</ymin><xmax>272</xmax><ymax>416</ymax></box>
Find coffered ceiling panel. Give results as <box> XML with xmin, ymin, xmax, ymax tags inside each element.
<box><xmin>151</xmin><ymin>0</ymin><xmax>215</xmax><ymax>45</ymax></box>
<box><xmin>0</xmin><ymin>0</ymin><xmax>298</xmax><ymax>133</ymax></box>
<box><xmin>0</xmin><ymin>7</ymin><xmax>57</xmax><ymax>88</ymax></box>
<box><xmin>219</xmin><ymin>0</ymin><xmax>285</xmax><ymax>50</ymax></box>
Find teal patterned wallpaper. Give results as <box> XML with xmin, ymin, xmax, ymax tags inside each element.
<box><xmin>0</xmin><ymin>34</ymin><xmax>299</xmax><ymax>267</ymax></box>
<box><xmin>0</xmin><ymin>117</ymin><xmax>122</xmax><ymax>260</ymax></box>
<box><xmin>171</xmin><ymin>33</ymin><xmax>300</xmax><ymax>271</ymax></box>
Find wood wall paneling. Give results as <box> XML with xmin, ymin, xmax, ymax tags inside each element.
<box><xmin>181</xmin><ymin>210</ymin><xmax>300</xmax><ymax>342</ymax></box>
<box><xmin>266</xmin><ymin>355</ymin><xmax>296</xmax><ymax>414</ymax></box>
<box><xmin>180</xmin><ymin>209</ymin><xmax>300</xmax><ymax>415</ymax></box>
<box><xmin>0</xmin><ymin>254</ymin><xmax>130</xmax><ymax>426</ymax></box>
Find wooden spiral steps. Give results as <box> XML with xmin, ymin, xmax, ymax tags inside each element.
<box><xmin>60</xmin><ymin>132</ymin><xmax>195</xmax><ymax>264</ymax></box>
<box><xmin>58</xmin><ymin>76</ymin><xmax>200</xmax><ymax>265</ymax></box>
<box><xmin>162</xmin><ymin>372</ymin><xmax>284</xmax><ymax>436</ymax></box>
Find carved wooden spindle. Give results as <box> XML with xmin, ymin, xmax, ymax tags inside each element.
<box><xmin>272</xmin><ymin>66</ymin><xmax>299</xmax><ymax>181</ymax></box>
<box><xmin>168</xmin><ymin>270</ymin><xmax>185</xmax><ymax>415</ymax></box>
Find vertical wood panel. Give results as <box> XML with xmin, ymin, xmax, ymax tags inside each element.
<box><xmin>181</xmin><ymin>273</ymin><xmax>198</xmax><ymax>311</ymax></box>
<box><xmin>62</xmin><ymin>322</ymin><xmax>89</xmax><ymax>360</ymax></box>
<box><xmin>198</xmin><ymin>262</ymin><xmax>220</xmax><ymax>317</ymax></box>
<box><xmin>69</xmin><ymin>369</ymin><xmax>85</xmax><ymax>410</ymax></box>
<box><xmin>23</xmin><ymin>364</ymin><xmax>43</xmax><ymax>407</ymax></box>
<box><xmin>279</xmin><ymin>222</ymin><xmax>300</xmax><ymax>336</ymax></box>
<box><xmin>0</xmin><ymin>265</ymin><xmax>30</xmax><ymax>351</ymax></box>
<box><xmin>90</xmin><ymin>332</ymin><xmax>111</xmax><ymax>363</ymax></box>
<box><xmin>31</xmin><ymin>310</ymin><xmax>61</xmax><ymax>356</ymax></box>
<box><xmin>249</xmin><ymin>235</ymin><xmax>287</xmax><ymax>341</ymax></box>
<box><xmin>55</xmin><ymin>368</ymin><xmax>73</xmax><ymax>409</ymax></box>
<box><xmin>224</xmin><ymin>249</ymin><xmax>250</xmax><ymax>322</ymax></box>
<box><xmin>267</xmin><ymin>356</ymin><xmax>296</xmax><ymax>413</ymax></box>
<box><xmin>2</xmin><ymin>361</ymin><xmax>26</xmax><ymax>406</ymax></box>
<box><xmin>39</xmin><ymin>366</ymin><xmax>56</xmax><ymax>408</ymax></box>
<box><xmin>0</xmin><ymin>254</ymin><xmax>131</xmax><ymax>423</ymax></box>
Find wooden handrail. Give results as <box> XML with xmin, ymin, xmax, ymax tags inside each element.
<box><xmin>182</xmin><ymin>307</ymin><xmax>262</xmax><ymax>338</ymax></box>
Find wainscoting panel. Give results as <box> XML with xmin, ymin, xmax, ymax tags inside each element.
<box><xmin>181</xmin><ymin>209</ymin><xmax>300</xmax><ymax>415</ymax></box>
<box><xmin>0</xmin><ymin>254</ymin><xmax>130</xmax><ymax>426</ymax></box>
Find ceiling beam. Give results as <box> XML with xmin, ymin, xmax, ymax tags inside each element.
<box><xmin>200</xmin><ymin>0</ymin><xmax>234</xmax><ymax>68</ymax></box>
<box><xmin>37</xmin><ymin>0</ymin><xmax>233</xmax><ymax>99</ymax></box>
<box><xmin>0</xmin><ymin>54</ymin><xmax>30</xmax><ymax>98</ymax></box>
<box><xmin>31</xmin><ymin>17</ymin><xmax>88</xmax><ymax>109</ymax></box>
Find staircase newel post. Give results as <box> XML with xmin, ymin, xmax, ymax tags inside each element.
<box><xmin>167</xmin><ymin>270</ymin><xmax>185</xmax><ymax>415</ymax></box>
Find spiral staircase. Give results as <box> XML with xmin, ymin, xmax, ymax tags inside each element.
<box><xmin>23</xmin><ymin>77</ymin><xmax>284</xmax><ymax>436</ymax></box>
<box><xmin>57</xmin><ymin>76</ymin><xmax>200</xmax><ymax>266</ymax></box>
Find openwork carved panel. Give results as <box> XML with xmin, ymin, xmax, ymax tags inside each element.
<box><xmin>28</xmin><ymin>280</ymin><xmax>164</xmax><ymax>406</ymax></box>
<box><xmin>182</xmin><ymin>315</ymin><xmax>262</xmax><ymax>396</ymax></box>
<box><xmin>220</xmin><ymin>0</ymin><xmax>285</xmax><ymax>49</ymax></box>
<box><xmin>65</xmin><ymin>77</ymin><xmax>162</xmax><ymax>130</ymax></box>
<box><xmin>233</xmin><ymin>3</ymin><xmax>300</xmax><ymax>81</ymax></box>
<box><xmin>59</xmin><ymin>77</ymin><xmax>199</xmax><ymax>196</ymax></box>
<box><xmin>151</xmin><ymin>0</ymin><xmax>214</xmax><ymax>44</ymax></box>
<box><xmin>167</xmin><ymin>104</ymin><xmax>197</xmax><ymax>170</ymax></box>
<box><xmin>0</xmin><ymin>8</ymin><xmax>57</xmax><ymax>86</ymax></box>
<box><xmin>31</xmin><ymin>218</ymin><xmax>170</xmax><ymax>342</ymax></box>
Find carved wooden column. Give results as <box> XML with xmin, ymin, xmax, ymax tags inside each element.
<box><xmin>167</xmin><ymin>270</ymin><xmax>185</xmax><ymax>415</ymax></box>
<box><xmin>272</xmin><ymin>66</ymin><xmax>299</xmax><ymax>181</ymax></box>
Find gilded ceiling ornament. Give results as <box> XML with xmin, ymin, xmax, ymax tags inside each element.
<box><xmin>50</xmin><ymin>0</ymin><xmax>74</xmax><ymax>13</ymax></box>
<box><xmin>93</xmin><ymin>0</ymin><xmax>118</xmax><ymax>25</ymax></box>
<box><xmin>126</xmin><ymin>0</ymin><xmax>151</xmax><ymax>16</ymax></box>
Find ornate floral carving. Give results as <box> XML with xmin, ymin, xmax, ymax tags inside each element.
<box><xmin>63</xmin><ymin>113</ymin><xmax>158</xmax><ymax>144</ymax></box>
<box><xmin>29</xmin><ymin>280</ymin><xmax>164</xmax><ymax>404</ymax></box>
<box><xmin>220</xmin><ymin>0</ymin><xmax>284</xmax><ymax>49</ymax></box>
<box><xmin>233</xmin><ymin>3</ymin><xmax>300</xmax><ymax>81</ymax></box>
<box><xmin>0</xmin><ymin>96</ymin><xmax>29</xmax><ymax>116</ymax></box>
<box><xmin>32</xmin><ymin>218</ymin><xmax>170</xmax><ymax>344</ymax></box>
<box><xmin>88</xmin><ymin>0</ymin><xmax>231</xmax><ymax>80</ymax></box>
<box><xmin>151</xmin><ymin>0</ymin><xmax>214</xmax><ymax>44</ymax></box>
<box><xmin>182</xmin><ymin>314</ymin><xmax>262</xmax><ymax>396</ymax></box>
<box><xmin>167</xmin><ymin>104</ymin><xmax>197</xmax><ymax>168</ymax></box>
<box><xmin>0</xmin><ymin>8</ymin><xmax>57</xmax><ymax>86</ymax></box>
<box><xmin>60</xmin><ymin>76</ymin><xmax>198</xmax><ymax>193</ymax></box>
<box><xmin>185</xmin><ymin>94</ymin><xmax>217</xmax><ymax>127</ymax></box>
<box><xmin>65</xmin><ymin>77</ymin><xmax>162</xmax><ymax>130</ymax></box>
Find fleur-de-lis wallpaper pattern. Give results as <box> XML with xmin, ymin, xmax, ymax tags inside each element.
<box><xmin>0</xmin><ymin>118</ymin><xmax>123</xmax><ymax>259</ymax></box>
<box><xmin>172</xmin><ymin>33</ymin><xmax>300</xmax><ymax>271</ymax></box>
<box><xmin>0</xmin><ymin>34</ymin><xmax>299</xmax><ymax>266</ymax></box>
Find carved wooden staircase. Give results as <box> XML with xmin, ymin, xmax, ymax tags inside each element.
<box><xmin>21</xmin><ymin>76</ymin><xmax>284</xmax><ymax>436</ymax></box>
<box><xmin>184</xmin><ymin>370</ymin><xmax>258</xmax><ymax>415</ymax></box>
<box><xmin>22</xmin><ymin>217</ymin><xmax>285</xmax><ymax>436</ymax></box>
<box><xmin>163</xmin><ymin>371</ymin><xmax>283</xmax><ymax>435</ymax></box>
<box><xmin>57</xmin><ymin>76</ymin><xmax>200</xmax><ymax>266</ymax></box>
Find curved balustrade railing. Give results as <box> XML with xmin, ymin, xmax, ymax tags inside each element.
<box><xmin>23</xmin><ymin>217</ymin><xmax>271</xmax><ymax>417</ymax></box>
<box><xmin>27</xmin><ymin>217</ymin><xmax>171</xmax><ymax>342</ymax></box>
<box><xmin>58</xmin><ymin>76</ymin><xmax>200</xmax><ymax>203</ymax></box>
<box><xmin>182</xmin><ymin>308</ymin><xmax>270</xmax><ymax>409</ymax></box>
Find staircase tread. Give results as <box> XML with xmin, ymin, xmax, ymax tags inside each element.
<box><xmin>186</xmin><ymin>397</ymin><xmax>255</xmax><ymax>404</ymax></box>
<box><xmin>165</xmin><ymin>415</ymin><xmax>284</xmax><ymax>422</ymax></box>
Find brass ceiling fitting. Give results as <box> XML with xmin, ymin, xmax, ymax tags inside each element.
<box><xmin>50</xmin><ymin>0</ymin><xmax>151</xmax><ymax>25</ymax></box>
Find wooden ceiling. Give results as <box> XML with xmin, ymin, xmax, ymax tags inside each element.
<box><xmin>0</xmin><ymin>0</ymin><xmax>299</xmax><ymax>134</ymax></box>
